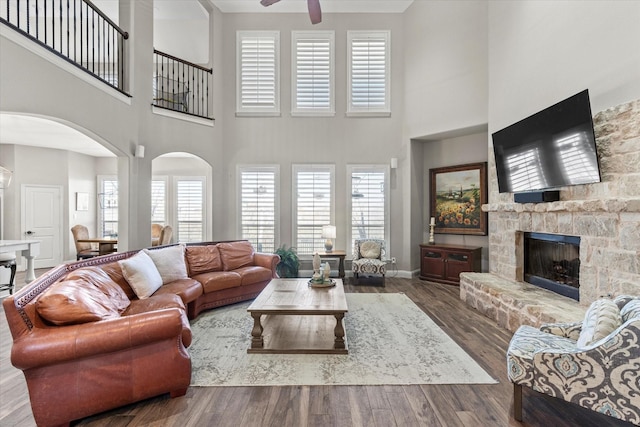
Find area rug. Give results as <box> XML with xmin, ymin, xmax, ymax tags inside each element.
<box><xmin>189</xmin><ymin>293</ymin><xmax>497</xmax><ymax>386</ymax></box>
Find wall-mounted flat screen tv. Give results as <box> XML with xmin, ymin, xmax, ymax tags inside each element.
<box><xmin>491</xmin><ymin>89</ymin><xmax>601</xmax><ymax>193</ymax></box>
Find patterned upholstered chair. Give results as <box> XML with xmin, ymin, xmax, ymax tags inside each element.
<box><xmin>352</xmin><ymin>239</ymin><xmax>386</xmax><ymax>285</ymax></box>
<box><xmin>507</xmin><ymin>295</ymin><xmax>640</xmax><ymax>425</ymax></box>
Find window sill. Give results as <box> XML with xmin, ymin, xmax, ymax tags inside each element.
<box><xmin>236</xmin><ymin>111</ymin><xmax>282</xmax><ymax>118</ymax></box>
<box><xmin>346</xmin><ymin>111</ymin><xmax>392</xmax><ymax>118</ymax></box>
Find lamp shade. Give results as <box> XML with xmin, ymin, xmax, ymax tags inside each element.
<box><xmin>322</xmin><ymin>225</ymin><xmax>336</xmax><ymax>239</ymax></box>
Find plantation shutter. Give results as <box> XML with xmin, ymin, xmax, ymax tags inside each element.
<box><xmin>176</xmin><ymin>178</ymin><xmax>204</xmax><ymax>242</ymax></box>
<box><xmin>348</xmin><ymin>31</ymin><xmax>390</xmax><ymax>115</ymax></box>
<box><xmin>351</xmin><ymin>170</ymin><xmax>387</xmax><ymax>250</ymax></box>
<box><xmin>99</xmin><ymin>178</ymin><xmax>118</xmax><ymax>238</ymax></box>
<box><xmin>237</xmin><ymin>31</ymin><xmax>280</xmax><ymax>114</ymax></box>
<box><xmin>151</xmin><ymin>179</ymin><xmax>166</xmax><ymax>225</ymax></box>
<box><xmin>292</xmin><ymin>31</ymin><xmax>334</xmax><ymax>114</ymax></box>
<box><xmin>240</xmin><ymin>168</ymin><xmax>276</xmax><ymax>253</ymax></box>
<box><xmin>294</xmin><ymin>166</ymin><xmax>333</xmax><ymax>255</ymax></box>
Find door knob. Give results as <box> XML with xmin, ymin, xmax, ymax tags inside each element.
<box><xmin>25</xmin><ymin>230</ymin><xmax>34</xmax><ymax>235</ymax></box>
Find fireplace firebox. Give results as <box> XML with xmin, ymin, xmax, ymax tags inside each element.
<box><xmin>524</xmin><ymin>232</ymin><xmax>580</xmax><ymax>301</ymax></box>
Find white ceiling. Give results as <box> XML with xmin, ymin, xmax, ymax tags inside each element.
<box><xmin>212</xmin><ymin>0</ymin><xmax>414</xmax><ymax>14</ymax></box>
<box><xmin>0</xmin><ymin>0</ymin><xmax>414</xmax><ymax>158</ymax></box>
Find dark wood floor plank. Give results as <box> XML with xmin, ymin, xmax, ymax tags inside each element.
<box><xmin>1</xmin><ymin>272</ymin><xmax>634</xmax><ymax>427</ymax></box>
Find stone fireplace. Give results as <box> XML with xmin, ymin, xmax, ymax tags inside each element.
<box><xmin>461</xmin><ymin>98</ymin><xmax>640</xmax><ymax>332</ymax></box>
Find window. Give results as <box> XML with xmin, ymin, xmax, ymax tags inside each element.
<box><xmin>237</xmin><ymin>31</ymin><xmax>280</xmax><ymax>116</ymax></box>
<box><xmin>98</xmin><ymin>176</ymin><xmax>118</xmax><ymax>238</ymax></box>
<box><xmin>291</xmin><ymin>31</ymin><xmax>334</xmax><ymax>116</ymax></box>
<box><xmin>293</xmin><ymin>165</ymin><xmax>334</xmax><ymax>256</ymax></box>
<box><xmin>151</xmin><ymin>178</ymin><xmax>167</xmax><ymax>226</ymax></box>
<box><xmin>348</xmin><ymin>165</ymin><xmax>390</xmax><ymax>252</ymax></box>
<box><xmin>238</xmin><ymin>166</ymin><xmax>279</xmax><ymax>253</ymax></box>
<box><xmin>175</xmin><ymin>177</ymin><xmax>205</xmax><ymax>242</ymax></box>
<box><xmin>347</xmin><ymin>31</ymin><xmax>391</xmax><ymax>116</ymax></box>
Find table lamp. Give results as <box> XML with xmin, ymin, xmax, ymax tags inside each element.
<box><xmin>322</xmin><ymin>225</ymin><xmax>336</xmax><ymax>252</ymax></box>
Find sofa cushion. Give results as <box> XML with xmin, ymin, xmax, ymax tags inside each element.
<box><xmin>192</xmin><ymin>271</ymin><xmax>242</xmax><ymax>293</ymax></box>
<box><xmin>576</xmin><ymin>298</ymin><xmax>622</xmax><ymax>348</ymax></box>
<box><xmin>143</xmin><ymin>245</ymin><xmax>189</xmax><ymax>285</ymax></box>
<box><xmin>218</xmin><ymin>241</ymin><xmax>254</xmax><ymax>271</ymax></box>
<box><xmin>153</xmin><ymin>278</ymin><xmax>204</xmax><ymax>305</ymax></box>
<box><xmin>124</xmin><ymin>293</ymin><xmax>186</xmax><ymax>316</ymax></box>
<box><xmin>235</xmin><ymin>266</ymin><xmax>272</xmax><ymax>286</ymax></box>
<box><xmin>185</xmin><ymin>245</ymin><xmax>222</xmax><ymax>275</ymax></box>
<box><xmin>119</xmin><ymin>251</ymin><xmax>163</xmax><ymax>299</ymax></box>
<box><xmin>36</xmin><ymin>279</ymin><xmax>124</xmax><ymax>325</ymax></box>
<box><xmin>64</xmin><ymin>267</ymin><xmax>130</xmax><ymax>313</ymax></box>
<box><xmin>360</xmin><ymin>241</ymin><xmax>381</xmax><ymax>259</ymax></box>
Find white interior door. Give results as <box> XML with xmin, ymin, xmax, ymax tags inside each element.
<box><xmin>22</xmin><ymin>185</ymin><xmax>63</xmax><ymax>269</ymax></box>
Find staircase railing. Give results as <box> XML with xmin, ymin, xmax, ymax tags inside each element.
<box><xmin>1</xmin><ymin>0</ymin><xmax>129</xmax><ymax>94</ymax></box>
<box><xmin>153</xmin><ymin>49</ymin><xmax>213</xmax><ymax>120</ymax></box>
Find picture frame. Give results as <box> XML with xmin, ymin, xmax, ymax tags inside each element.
<box><xmin>76</xmin><ymin>192</ymin><xmax>89</xmax><ymax>211</ymax></box>
<box><xmin>429</xmin><ymin>162</ymin><xmax>487</xmax><ymax>235</ymax></box>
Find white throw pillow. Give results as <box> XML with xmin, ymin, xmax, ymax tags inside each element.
<box><xmin>576</xmin><ymin>298</ymin><xmax>622</xmax><ymax>349</ymax></box>
<box><xmin>143</xmin><ymin>245</ymin><xmax>188</xmax><ymax>285</ymax></box>
<box><xmin>360</xmin><ymin>241</ymin><xmax>381</xmax><ymax>259</ymax></box>
<box><xmin>119</xmin><ymin>251</ymin><xmax>163</xmax><ymax>299</ymax></box>
<box><xmin>621</xmin><ymin>299</ymin><xmax>640</xmax><ymax>322</ymax></box>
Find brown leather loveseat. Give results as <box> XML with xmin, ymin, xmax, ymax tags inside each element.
<box><xmin>3</xmin><ymin>240</ymin><xmax>279</xmax><ymax>427</ymax></box>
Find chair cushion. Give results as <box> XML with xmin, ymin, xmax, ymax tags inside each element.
<box><xmin>360</xmin><ymin>241</ymin><xmax>381</xmax><ymax>259</ymax></box>
<box><xmin>143</xmin><ymin>245</ymin><xmax>189</xmax><ymax>285</ymax></box>
<box><xmin>621</xmin><ymin>299</ymin><xmax>640</xmax><ymax>322</ymax></box>
<box><xmin>352</xmin><ymin>258</ymin><xmax>386</xmax><ymax>275</ymax></box>
<box><xmin>119</xmin><ymin>251</ymin><xmax>163</xmax><ymax>299</ymax></box>
<box><xmin>576</xmin><ymin>298</ymin><xmax>622</xmax><ymax>349</ymax></box>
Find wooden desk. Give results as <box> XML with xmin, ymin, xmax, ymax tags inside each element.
<box><xmin>316</xmin><ymin>250</ymin><xmax>346</xmax><ymax>279</ymax></box>
<box><xmin>76</xmin><ymin>238</ymin><xmax>118</xmax><ymax>255</ymax></box>
<box><xmin>0</xmin><ymin>240</ymin><xmax>40</xmax><ymax>283</ymax></box>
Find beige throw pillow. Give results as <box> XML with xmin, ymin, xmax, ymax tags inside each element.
<box><xmin>576</xmin><ymin>298</ymin><xmax>622</xmax><ymax>348</ymax></box>
<box><xmin>119</xmin><ymin>251</ymin><xmax>163</xmax><ymax>299</ymax></box>
<box><xmin>143</xmin><ymin>245</ymin><xmax>188</xmax><ymax>285</ymax></box>
<box><xmin>360</xmin><ymin>241</ymin><xmax>381</xmax><ymax>259</ymax></box>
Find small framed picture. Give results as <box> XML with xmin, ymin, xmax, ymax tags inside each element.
<box><xmin>76</xmin><ymin>192</ymin><xmax>89</xmax><ymax>211</ymax></box>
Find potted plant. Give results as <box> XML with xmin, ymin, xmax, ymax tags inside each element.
<box><xmin>274</xmin><ymin>244</ymin><xmax>299</xmax><ymax>278</ymax></box>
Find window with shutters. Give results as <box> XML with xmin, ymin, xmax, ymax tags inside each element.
<box><xmin>175</xmin><ymin>177</ymin><xmax>205</xmax><ymax>243</ymax></box>
<box><xmin>293</xmin><ymin>165</ymin><xmax>334</xmax><ymax>256</ymax></box>
<box><xmin>98</xmin><ymin>176</ymin><xmax>118</xmax><ymax>238</ymax></box>
<box><xmin>238</xmin><ymin>166</ymin><xmax>279</xmax><ymax>253</ymax></box>
<box><xmin>348</xmin><ymin>165</ymin><xmax>390</xmax><ymax>252</ymax></box>
<box><xmin>236</xmin><ymin>31</ymin><xmax>280</xmax><ymax>116</ymax></box>
<box><xmin>291</xmin><ymin>31</ymin><xmax>334</xmax><ymax>116</ymax></box>
<box><xmin>151</xmin><ymin>178</ymin><xmax>167</xmax><ymax>226</ymax></box>
<box><xmin>347</xmin><ymin>30</ymin><xmax>391</xmax><ymax>117</ymax></box>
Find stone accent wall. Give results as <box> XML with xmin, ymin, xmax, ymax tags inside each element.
<box><xmin>461</xmin><ymin>98</ymin><xmax>640</xmax><ymax>330</ymax></box>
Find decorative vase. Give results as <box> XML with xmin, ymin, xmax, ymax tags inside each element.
<box><xmin>323</xmin><ymin>262</ymin><xmax>331</xmax><ymax>281</ymax></box>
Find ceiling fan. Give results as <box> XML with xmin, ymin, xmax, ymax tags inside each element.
<box><xmin>260</xmin><ymin>0</ymin><xmax>322</xmax><ymax>25</ymax></box>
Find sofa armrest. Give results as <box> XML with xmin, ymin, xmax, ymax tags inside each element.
<box><xmin>539</xmin><ymin>321</ymin><xmax>583</xmax><ymax>340</ymax></box>
<box><xmin>253</xmin><ymin>252</ymin><xmax>280</xmax><ymax>278</ymax></box>
<box><xmin>11</xmin><ymin>308</ymin><xmax>189</xmax><ymax>370</ymax></box>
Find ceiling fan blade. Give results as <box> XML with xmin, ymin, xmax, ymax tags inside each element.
<box><xmin>260</xmin><ymin>0</ymin><xmax>280</xmax><ymax>6</ymax></box>
<box><xmin>307</xmin><ymin>0</ymin><xmax>322</xmax><ymax>24</ymax></box>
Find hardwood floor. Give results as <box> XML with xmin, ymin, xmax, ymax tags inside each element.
<box><xmin>1</xmin><ymin>271</ymin><xmax>631</xmax><ymax>426</ymax></box>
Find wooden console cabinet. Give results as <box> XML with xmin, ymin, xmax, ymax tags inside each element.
<box><xmin>419</xmin><ymin>244</ymin><xmax>482</xmax><ymax>285</ymax></box>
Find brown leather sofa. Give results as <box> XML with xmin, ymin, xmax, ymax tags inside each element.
<box><xmin>3</xmin><ymin>240</ymin><xmax>279</xmax><ymax>427</ymax></box>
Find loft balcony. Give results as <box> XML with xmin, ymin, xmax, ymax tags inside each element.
<box><xmin>1</xmin><ymin>0</ymin><xmax>213</xmax><ymax>120</ymax></box>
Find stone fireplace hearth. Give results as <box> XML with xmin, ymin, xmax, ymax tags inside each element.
<box><xmin>461</xmin><ymin>98</ymin><xmax>640</xmax><ymax>332</ymax></box>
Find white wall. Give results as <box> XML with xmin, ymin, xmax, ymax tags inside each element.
<box><xmin>488</xmin><ymin>1</ymin><xmax>640</xmax><ymax>136</ymax></box>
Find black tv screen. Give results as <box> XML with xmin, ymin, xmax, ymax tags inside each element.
<box><xmin>492</xmin><ymin>90</ymin><xmax>601</xmax><ymax>193</ymax></box>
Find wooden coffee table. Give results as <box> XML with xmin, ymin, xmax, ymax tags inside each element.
<box><xmin>247</xmin><ymin>278</ymin><xmax>348</xmax><ymax>354</ymax></box>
